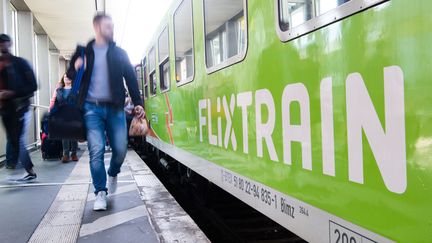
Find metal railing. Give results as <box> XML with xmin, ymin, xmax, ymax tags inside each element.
<box><xmin>30</xmin><ymin>104</ymin><xmax>50</xmax><ymax>110</ymax></box>
<box><xmin>28</xmin><ymin>104</ymin><xmax>50</xmax><ymax>148</ymax></box>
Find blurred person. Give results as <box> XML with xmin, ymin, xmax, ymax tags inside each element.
<box><xmin>68</xmin><ymin>14</ymin><xmax>145</xmax><ymax>211</ymax></box>
<box><xmin>0</xmin><ymin>34</ymin><xmax>38</xmax><ymax>181</ymax></box>
<box><xmin>124</xmin><ymin>93</ymin><xmax>134</xmax><ymax>139</ymax></box>
<box><xmin>4</xmin><ymin>141</ymin><xmax>18</xmax><ymax>169</ymax></box>
<box><xmin>0</xmin><ymin>141</ymin><xmax>17</xmax><ymax>169</ymax></box>
<box><xmin>49</xmin><ymin>74</ymin><xmax>79</xmax><ymax>163</ymax></box>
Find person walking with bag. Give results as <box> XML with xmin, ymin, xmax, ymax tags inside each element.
<box><xmin>0</xmin><ymin>34</ymin><xmax>38</xmax><ymax>181</ymax></box>
<box><xmin>49</xmin><ymin>73</ymin><xmax>79</xmax><ymax>163</ymax></box>
<box><xmin>67</xmin><ymin>14</ymin><xmax>145</xmax><ymax>211</ymax></box>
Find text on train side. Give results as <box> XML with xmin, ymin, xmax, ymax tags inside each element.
<box><xmin>198</xmin><ymin>66</ymin><xmax>406</xmax><ymax>194</ymax></box>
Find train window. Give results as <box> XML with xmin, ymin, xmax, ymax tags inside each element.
<box><xmin>276</xmin><ymin>0</ymin><xmax>386</xmax><ymax>42</ymax></box>
<box><xmin>135</xmin><ymin>65</ymin><xmax>144</xmax><ymax>100</ymax></box>
<box><xmin>174</xmin><ymin>0</ymin><xmax>194</xmax><ymax>86</ymax></box>
<box><xmin>203</xmin><ymin>0</ymin><xmax>248</xmax><ymax>73</ymax></box>
<box><xmin>158</xmin><ymin>27</ymin><xmax>170</xmax><ymax>92</ymax></box>
<box><xmin>317</xmin><ymin>0</ymin><xmax>350</xmax><ymax>15</ymax></box>
<box><xmin>279</xmin><ymin>0</ymin><xmax>314</xmax><ymax>31</ymax></box>
<box><xmin>142</xmin><ymin>59</ymin><xmax>149</xmax><ymax>100</ymax></box>
<box><xmin>148</xmin><ymin>47</ymin><xmax>157</xmax><ymax>96</ymax></box>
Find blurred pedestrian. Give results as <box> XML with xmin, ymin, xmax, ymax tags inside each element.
<box><xmin>4</xmin><ymin>141</ymin><xmax>18</xmax><ymax>169</ymax></box>
<box><xmin>0</xmin><ymin>34</ymin><xmax>38</xmax><ymax>181</ymax></box>
<box><xmin>49</xmin><ymin>73</ymin><xmax>79</xmax><ymax>163</ymax></box>
<box><xmin>68</xmin><ymin>14</ymin><xmax>145</xmax><ymax>211</ymax></box>
<box><xmin>124</xmin><ymin>93</ymin><xmax>134</xmax><ymax>139</ymax></box>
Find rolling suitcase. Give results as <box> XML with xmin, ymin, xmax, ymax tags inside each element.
<box><xmin>40</xmin><ymin>113</ymin><xmax>63</xmax><ymax>160</ymax></box>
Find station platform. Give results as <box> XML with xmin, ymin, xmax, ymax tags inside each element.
<box><xmin>0</xmin><ymin>145</ymin><xmax>209</xmax><ymax>243</ymax></box>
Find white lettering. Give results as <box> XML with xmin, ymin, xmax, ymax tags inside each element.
<box><xmin>282</xmin><ymin>83</ymin><xmax>312</xmax><ymax>170</ymax></box>
<box><xmin>217</xmin><ymin>97</ymin><xmax>223</xmax><ymax>147</ymax></box>
<box><xmin>207</xmin><ymin>99</ymin><xmax>218</xmax><ymax>146</ymax></box>
<box><xmin>237</xmin><ymin>91</ymin><xmax>253</xmax><ymax>154</ymax></box>
<box><xmin>198</xmin><ymin>99</ymin><xmax>207</xmax><ymax>142</ymax></box>
<box><xmin>255</xmin><ymin>89</ymin><xmax>279</xmax><ymax>162</ymax></box>
<box><xmin>223</xmin><ymin>95</ymin><xmax>237</xmax><ymax>151</ymax></box>
<box><xmin>197</xmin><ymin>66</ymin><xmax>406</xmax><ymax>194</ymax></box>
<box><xmin>346</xmin><ymin>66</ymin><xmax>406</xmax><ymax>194</ymax></box>
<box><xmin>320</xmin><ymin>78</ymin><xmax>335</xmax><ymax>176</ymax></box>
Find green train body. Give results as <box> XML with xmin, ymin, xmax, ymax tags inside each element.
<box><xmin>137</xmin><ymin>0</ymin><xmax>432</xmax><ymax>242</ymax></box>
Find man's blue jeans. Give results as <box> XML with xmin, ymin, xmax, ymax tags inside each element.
<box><xmin>6</xmin><ymin>140</ymin><xmax>18</xmax><ymax>167</ymax></box>
<box><xmin>1</xmin><ymin>108</ymin><xmax>33</xmax><ymax>172</ymax></box>
<box><xmin>83</xmin><ymin>102</ymin><xmax>128</xmax><ymax>194</ymax></box>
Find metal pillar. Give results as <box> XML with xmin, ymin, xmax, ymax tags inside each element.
<box><xmin>49</xmin><ymin>52</ymin><xmax>60</xmax><ymax>94</ymax></box>
<box><xmin>17</xmin><ymin>11</ymin><xmax>37</xmax><ymax>145</ymax></box>
<box><xmin>0</xmin><ymin>0</ymin><xmax>10</xmax><ymax>157</ymax></box>
<box><xmin>0</xmin><ymin>0</ymin><xmax>10</xmax><ymax>34</ymax></box>
<box><xmin>17</xmin><ymin>11</ymin><xmax>35</xmax><ymax>66</ymax></box>
<box><xmin>36</xmin><ymin>34</ymin><xmax>50</xmax><ymax>107</ymax></box>
<box><xmin>59</xmin><ymin>58</ymin><xmax>66</xmax><ymax>78</ymax></box>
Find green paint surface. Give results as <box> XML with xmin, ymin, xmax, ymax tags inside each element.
<box><xmin>142</xmin><ymin>1</ymin><xmax>432</xmax><ymax>242</ymax></box>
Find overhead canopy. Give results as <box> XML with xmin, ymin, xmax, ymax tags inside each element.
<box><xmin>22</xmin><ymin>0</ymin><xmax>99</xmax><ymax>58</ymax></box>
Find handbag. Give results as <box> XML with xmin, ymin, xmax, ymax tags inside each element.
<box><xmin>48</xmin><ymin>49</ymin><xmax>86</xmax><ymax>140</ymax></box>
<box><xmin>129</xmin><ymin>116</ymin><xmax>149</xmax><ymax>137</ymax></box>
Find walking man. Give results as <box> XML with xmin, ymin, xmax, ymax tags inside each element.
<box><xmin>3</xmin><ymin>141</ymin><xmax>18</xmax><ymax>169</ymax></box>
<box><xmin>67</xmin><ymin>14</ymin><xmax>145</xmax><ymax>211</ymax></box>
<box><xmin>0</xmin><ymin>34</ymin><xmax>38</xmax><ymax>180</ymax></box>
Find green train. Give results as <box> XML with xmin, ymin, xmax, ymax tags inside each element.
<box><xmin>134</xmin><ymin>0</ymin><xmax>432</xmax><ymax>242</ymax></box>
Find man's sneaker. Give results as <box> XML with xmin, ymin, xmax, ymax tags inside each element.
<box><xmin>93</xmin><ymin>191</ymin><xmax>107</xmax><ymax>211</ymax></box>
<box><xmin>16</xmin><ymin>173</ymin><xmax>37</xmax><ymax>182</ymax></box>
<box><xmin>105</xmin><ymin>146</ymin><xmax>111</xmax><ymax>153</ymax></box>
<box><xmin>108</xmin><ymin>176</ymin><xmax>117</xmax><ymax>194</ymax></box>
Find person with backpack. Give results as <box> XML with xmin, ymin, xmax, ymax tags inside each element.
<box><xmin>49</xmin><ymin>73</ymin><xmax>79</xmax><ymax>163</ymax></box>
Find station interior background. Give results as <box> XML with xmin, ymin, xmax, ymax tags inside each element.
<box><xmin>0</xmin><ymin>0</ymin><xmax>171</xmax><ymax>158</ymax></box>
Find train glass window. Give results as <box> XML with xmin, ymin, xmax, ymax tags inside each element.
<box><xmin>148</xmin><ymin>47</ymin><xmax>157</xmax><ymax>96</ymax></box>
<box><xmin>279</xmin><ymin>0</ymin><xmax>314</xmax><ymax>31</ymax></box>
<box><xmin>276</xmin><ymin>0</ymin><xmax>385</xmax><ymax>42</ymax></box>
<box><xmin>143</xmin><ymin>61</ymin><xmax>149</xmax><ymax>100</ymax></box>
<box><xmin>136</xmin><ymin>65</ymin><xmax>142</xmax><ymax>88</ymax></box>
<box><xmin>208</xmin><ymin>33</ymin><xmax>223</xmax><ymax>66</ymax></box>
<box><xmin>317</xmin><ymin>0</ymin><xmax>350</xmax><ymax>15</ymax></box>
<box><xmin>174</xmin><ymin>0</ymin><xmax>194</xmax><ymax>85</ymax></box>
<box><xmin>150</xmin><ymin>72</ymin><xmax>157</xmax><ymax>95</ymax></box>
<box><xmin>135</xmin><ymin>65</ymin><xmax>143</xmax><ymax>99</ymax></box>
<box><xmin>203</xmin><ymin>0</ymin><xmax>247</xmax><ymax>73</ymax></box>
<box><xmin>158</xmin><ymin>27</ymin><xmax>170</xmax><ymax>92</ymax></box>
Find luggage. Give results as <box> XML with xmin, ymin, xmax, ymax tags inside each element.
<box><xmin>41</xmin><ymin>131</ymin><xmax>63</xmax><ymax>160</ymax></box>
<box><xmin>48</xmin><ymin>101</ymin><xmax>86</xmax><ymax>140</ymax></box>
<box><xmin>48</xmin><ymin>48</ymin><xmax>86</xmax><ymax>140</ymax></box>
<box><xmin>40</xmin><ymin>113</ymin><xmax>62</xmax><ymax>160</ymax></box>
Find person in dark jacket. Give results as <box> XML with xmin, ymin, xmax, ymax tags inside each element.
<box><xmin>49</xmin><ymin>73</ymin><xmax>79</xmax><ymax>163</ymax></box>
<box><xmin>4</xmin><ymin>140</ymin><xmax>18</xmax><ymax>169</ymax></box>
<box><xmin>67</xmin><ymin>14</ymin><xmax>145</xmax><ymax>211</ymax></box>
<box><xmin>0</xmin><ymin>34</ymin><xmax>38</xmax><ymax>181</ymax></box>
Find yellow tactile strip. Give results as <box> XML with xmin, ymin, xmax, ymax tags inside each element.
<box><xmin>28</xmin><ymin>152</ymin><xmax>91</xmax><ymax>243</ymax></box>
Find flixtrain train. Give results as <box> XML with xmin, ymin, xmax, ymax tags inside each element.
<box><xmin>134</xmin><ymin>0</ymin><xmax>432</xmax><ymax>242</ymax></box>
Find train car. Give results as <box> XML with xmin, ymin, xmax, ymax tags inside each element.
<box><xmin>137</xmin><ymin>0</ymin><xmax>432</xmax><ymax>242</ymax></box>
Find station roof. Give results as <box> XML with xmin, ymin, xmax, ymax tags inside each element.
<box><xmin>14</xmin><ymin>0</ymin><xmax>99</xmax><ymax>58</ymax></box>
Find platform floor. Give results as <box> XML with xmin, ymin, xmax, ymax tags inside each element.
<box><xmin>0</xmin><ymin>145</ymin><xmax>208</xmax><ymax>243</ymax></box>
